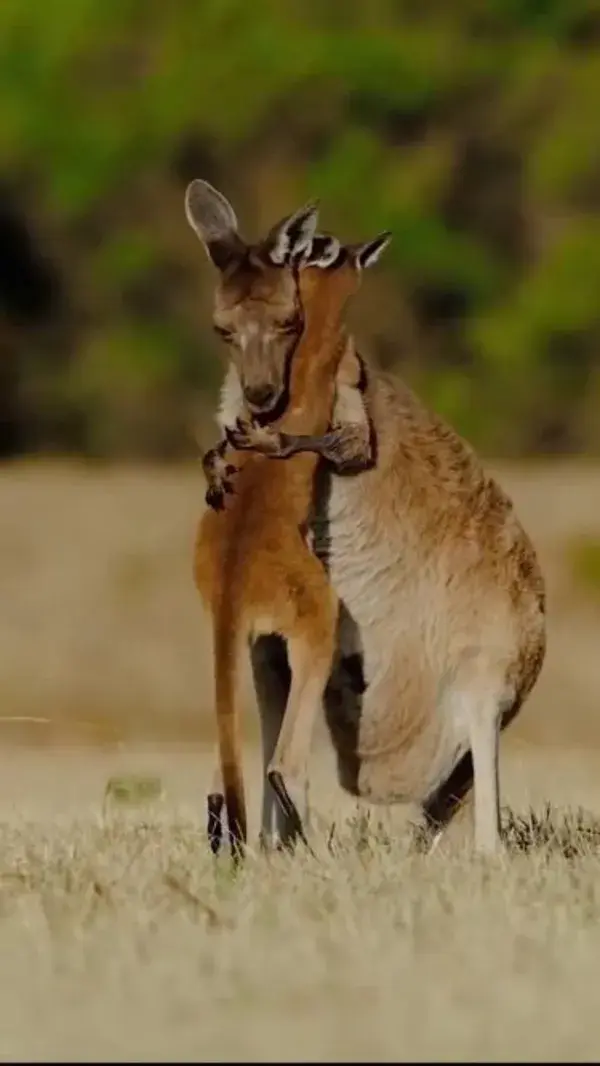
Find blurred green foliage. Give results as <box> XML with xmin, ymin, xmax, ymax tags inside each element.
<box><xmin>567</xmin><ymin>534</ymin><xmax>600</xmax><ymax>598</ymax></box>
<box><xmin>2</xmin><ymin>0</ymin><xmax>600</xmax><ymax>458</ymax></box>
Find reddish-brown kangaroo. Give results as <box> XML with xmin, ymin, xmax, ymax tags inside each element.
<box><xmin>185</xmin><ymin>179</ymin><xmax>390</xmax><ymax>861</ymax></box>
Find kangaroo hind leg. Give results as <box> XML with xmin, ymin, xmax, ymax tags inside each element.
<box><xmin>469</xmin><ymin>703</ymin><xmax>501</xmax><ymax>855</ymax></box>
<box><xmin>418</xmin><ymin>708</ymin><xmax>501</xmax><ymax>857</ymax></box>
<box><xmin>206</xmin><ymin>761</ymin><xmax>225</xmax><ymax>855</ymax></box>
<box><xmin>455</xmin><ymin>681</ymin><xmax>503</xmax><ymax>856</ymax></box>
<box><xmin>251</xmin><ymin>635</ymin><xmax>311</xmax><ymax>853</ymax></box>
<box><xmin>418</xmin><ymin>750</ymin><xmax>474</xmax><ymax>854</ymax></box>
<box><xmin>267</xmin><ymin>563</ymin><xmax>338</xmax><ymax>854</ymax></box>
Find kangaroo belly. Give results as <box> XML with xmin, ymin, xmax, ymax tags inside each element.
<box><xmin>323</xmin><ymin>636</ymin><xmax>472</xmax><ymax>805</ymax></box>
<box><xmin>317</xmin><ymin>474</ymin><xmax>524</xmax><ymax>805</ymax></box>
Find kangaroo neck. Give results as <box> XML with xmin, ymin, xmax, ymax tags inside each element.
<box><xmin>281</xmin><ymin>327</ymin><xmax>352</xmax><ymax>439</ymax></box>
<box><xmin>288</xmin><ymin>306</ymin><xmax>347</xmax><ymax>401</ymax></box>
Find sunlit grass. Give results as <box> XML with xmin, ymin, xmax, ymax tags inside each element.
<box><xmin>1</xmin><ymin>796</ymin><xmax>600</xmax><ymax>1060</ymax></box>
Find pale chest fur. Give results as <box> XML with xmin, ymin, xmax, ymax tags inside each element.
<box><xmin>314</xmin><ymin>469</ymin><xmax>520</xmax><ymax>802</ymax></box>
<box><xmin>311</xmin><ymin>379</ymin><xmax>526</xmax><ymax>802</ymax></box>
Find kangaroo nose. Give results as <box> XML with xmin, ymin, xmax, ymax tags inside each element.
<box><xmin>244</xmin><ymin>384</ymin><xmax>276</xmax><ymax>411</ymax></box>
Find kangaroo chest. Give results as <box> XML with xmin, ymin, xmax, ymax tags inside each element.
<box><xmin>309</xmin><ymin>468</ymin><xmax>472</xmax><ymax>802</ymax></box>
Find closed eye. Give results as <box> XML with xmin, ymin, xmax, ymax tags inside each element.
<box><xmin>214</xmin><ymin>324</ymin><xmax>234</xmax><ymax>342</ymax></box>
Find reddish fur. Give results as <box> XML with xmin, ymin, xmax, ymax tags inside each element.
<box><xmin>194</xmin><ymin>263</ymin><xmax>362</xmax><ymax>859</ymax></box>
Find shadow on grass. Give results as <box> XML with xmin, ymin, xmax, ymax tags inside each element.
<box><xmin>501</xmin><ymin>804</ymin><xmax>600</xmax><ymax>858</ymax></box>
<box><xmin>321</xmin><ymin>804</ymin><xmax>600</xmax><ymax>860</ymax></box>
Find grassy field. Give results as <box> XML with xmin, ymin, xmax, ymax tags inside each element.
<box><xmin>0</xmin><ymin>745</ymin><xmax>597</xmax><ymax>1060</ymax></box>
<box><xmin>1</xmin><ymin>460</ymin><xmax>600</xmax><ymax>1060</ymax></box>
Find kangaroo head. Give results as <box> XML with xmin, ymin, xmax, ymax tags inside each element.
<box><xmin>297</xmin><ymin>230</ymin><xmax>393</xmax><ymax>323</ymax></box>
<box><xmin>185</xmin><ymin>179</ymin><xmax>319</xmax><ymax>422</ymax></box>
<box><xmin>287</xmin><ymin>229</ymin><xmax>392</xmax><ymax>384</ymax></box>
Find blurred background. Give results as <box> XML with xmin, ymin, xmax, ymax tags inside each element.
<box><xmin>1</xmin><ymin>0</ymin><xmax>600</xmax><ymax>751</ymax></box>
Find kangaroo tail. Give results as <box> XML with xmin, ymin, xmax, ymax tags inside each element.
<box><xmin>213</xmin><ymin>605</ymin><xmax>247</xmax><ymax>863</ymax></box>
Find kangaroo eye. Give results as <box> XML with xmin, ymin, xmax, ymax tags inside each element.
<box><xmin>214</xmin><ymin>324</ymin><xmax>233</xmax><ymax>342</ymax></box>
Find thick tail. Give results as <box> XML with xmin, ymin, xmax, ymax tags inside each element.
<box><xmin>213</xmin><ymin>608</ymin><xmax>247</xmax><ymax>863</ymax></box>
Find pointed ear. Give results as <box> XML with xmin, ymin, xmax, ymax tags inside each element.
<box><xmin>350</xmin><ymin>231</ymin><xmax>392</xmax><ymax>270</ymax></box>
<box><xmin>264</xmin><ymin>201</ymin><xmax>320</xmax><ymax>266</ymax></box>
<box><xmin>302</xmin><ymin>234</ymin><xmax>342</xmax><ymax>269</ymax></box>
<box><xmin>184</xmin><ymin>179</ymin><xmax>246</xmax><ymax>271</ymax></box>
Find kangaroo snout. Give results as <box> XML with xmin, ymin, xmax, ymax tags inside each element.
<box><xmin>244</xmin><ymin>383</ymin><xmax>277</xmax><ymax>413</ymax></box>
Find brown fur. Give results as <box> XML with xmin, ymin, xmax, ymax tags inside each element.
<box><xmin>194</xmin><ymin>249</ymin><xmax>370</xmax><ymax>859</ymax></box>
<box><xmin>221</xmin><ymin>308</ymin><xmax>546</xmax><ymax>856</ymax></box>
<box><xmin>187</xmin><ymin>181</ymin><xmax>545</xmax><ymax>857</ymax></box>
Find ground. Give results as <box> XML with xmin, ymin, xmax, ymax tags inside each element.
<box><xmin>0</xmin><ymin>745</ymin><xmax>599</xmax><ymax>1060</ymax></box>
<box><xmin>1</xmin><ymin>461</ymin><xmax>600</xmax><ymax>1060</ymax></box>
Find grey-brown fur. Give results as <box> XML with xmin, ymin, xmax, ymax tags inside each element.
<box><xmin>227</xmin><ymin>292</ymin><xmax>546</xmax><ymax>855</ymax></box>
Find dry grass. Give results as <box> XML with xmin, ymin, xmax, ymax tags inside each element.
<box><xmin>0</xmin><ymin>745</ymin><xmax>596</xmax><ymax>1060</ymax></box>
<box><xmin>1</xmin><ymin>458</ymin><xmax>600</xmax><ymax>748</ymax></box>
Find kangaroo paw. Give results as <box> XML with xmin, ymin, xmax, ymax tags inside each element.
<box><xmin>226</xmin><ymin>418</ymin><xmax>283</xmax><ymax>455</ymax></box>
<box><xmin>267</xmin><ymin>770</ymin><xmax>315</xmax><ymax>857</ymax></box>
<box><xmin>203</xmin><ymin>448</ymin><xmax>238</xmax><ymax>510</ymax></box>
<box><xmin>206</xmin><ymin>792</ymin><xmax>224</xmax><ymax>855</ymax></box>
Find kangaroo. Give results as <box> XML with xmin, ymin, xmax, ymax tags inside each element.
<box><xmin>204</xmin><ymin>224</ymin><xmax>547</xmax><ymax>858</ymax></box>
<box><xmin>185</xmin><ymin>179</ymin><xmax>390</xmax><ymax>861</ymax></box>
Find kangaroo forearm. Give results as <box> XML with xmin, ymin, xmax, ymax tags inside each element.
<box><xmin>272</xmin><ymin>421</ymin><xmax>375</xmax><ymax>475</ymax></box>
<box><xmin>201</xmin><ymin>435</ymin><xmax>228</xmax><ymax>477</ymax></box>
<box><xmin>202</xmin><ymin>435</ymin><xmax>238</xmax><ymax>511</ymax></box>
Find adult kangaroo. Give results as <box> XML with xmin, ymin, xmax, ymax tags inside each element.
<box><xmin>199</xmin><ymin>196</ymin><xmax>546</xmax><ymax>858</ymax></box>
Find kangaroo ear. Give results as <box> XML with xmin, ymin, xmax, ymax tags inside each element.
<box><xmin>302</xmin><ymin>234</ymin><xmax>342</xmax><ymax>269</ymax></box>
<box><xmin>185</xmin><ymin>179</ymin><xmax>246</xmax><ymax>271</ymax></box>
<box><xmin>350</xmin><ymin>231</ymin><xmax>392</xmax><ymax>270</ymax></box>
<box><xmin>264</xmin><ymin>201</ymin><xmax>320</xmax><ymax>266</ymax></box>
